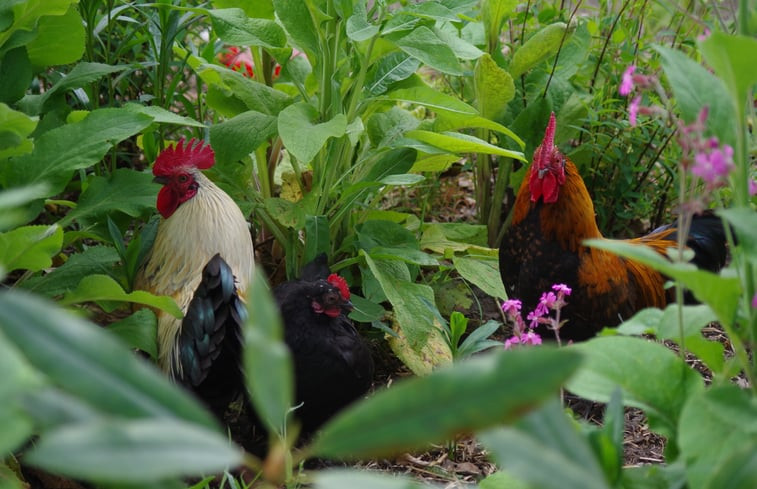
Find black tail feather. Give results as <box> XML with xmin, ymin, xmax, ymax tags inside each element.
<box><xmin>176</xmin><ymin>253</ymin><xmax>245</xmax><ymax>418</ymax></box>
<box><xmin>652</xmin><ymin>212</ymin><xmax>729</xmax><ymax>272</ymax></box>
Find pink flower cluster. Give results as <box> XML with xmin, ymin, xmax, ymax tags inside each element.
<box><xmin>502</xmin><ymin>284</ymin><xmax>572</xmax><ymax>349</ymax></box>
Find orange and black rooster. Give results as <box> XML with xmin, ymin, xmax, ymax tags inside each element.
<box><xmin>499</xmin><ymin>113</ymin><xmax>727</xmax><ymax>341</ymax></box>
<box><xmin>135</xmin><ymin>139</ymin><xmax>255</xmax><ymax>415</ymax></box>
<box><xmin>273</xmin><ymin>254</ymin><xmax>374</xmax><ymax>435</ymax></box>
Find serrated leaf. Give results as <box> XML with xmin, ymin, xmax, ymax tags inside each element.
<box><xmin>475</xmin><ymin>53</ymin><xmax>514</xmax><ymax>120</ymax></box>
<box><xmin>0</xmin><ymin>224</ymin><xmax>62</xmax><ymax>273</ymax></box>
<box><xmin>311</xmin><ymin>347</ymin><xmax>582</xmax><ymax>459</ymax></box>
<box><xmin>26</xmin><ymin>418</ymin><xmax>242</xmax><ymax>483</ymax></box>
<box><xmin>60</xmin><ymin>274</ymin><xmax>182</xmax><ymax>318</ymax></box>
<box><xmin>0</xmin><ymin>290</ymin><xmax>217</xmax><ymax>428</ymax></box>
<box><xmin>510</xmin><ymin>22</ymin><xmax>569</xmax><ymax>78</ymax></box>
<box><xmin>278</xmin><ymin>102</ymin><xmax>347</xmax><ymax>164</ymax></box>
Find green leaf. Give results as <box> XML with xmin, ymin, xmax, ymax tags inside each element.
<box><xmin>272</xmin><ymin>0</ymin><xmax>319</xmax><ymax>57</ymax></box>
<box><xmin>304</xmin><ymin>214</ymin><xmax>330</xmax><ymax>264</ymax></box>
<box><xmin>210</xmin><ymin>110</ymin><xmax>278</xmax><ymax>165</ymax></box>
<box><xmin>565</xmin><ymin>336</ymin><xmax>704</xmax><ymax>438</ymax></box>
<box><xmin>26</xmin><ymin>418</ymin><xmax>242</xmax><ymax>484</ymax></box>
<box><xmin>474</xmin><ymin>53</ymin><xmax>515</xmax><ymax>119</ymax></box>
<box><xmin>0</xmin><ymin>0</ymin><xmax>77</xmax><ymax>50</ymax></box>
<box><xmin>348</xmin><ymin>294</ymin><xmax>385</xmax><ymax>323</ymax></box>
<box><xmin>25</xmin><ymin>4</ymin><xmax>84</xmax><ymax>66</ymax></box>
<box><xmin>278</xmin><ymin>102</ymin><xmax>347</xmax><ymax>164</ymax></box>
<box><xmin>366</xmin><ymin>52</ymin><xmax>421</xmax><ymax>96</ymax></box>
<box><xmin>406</xmin><ymin>130</ymin><xmax>526</xmax><ymax>161</ymax></box>
<box><xmin>420</xmin><ymin>222</ymin><xmax>491</xmax><ymax>254</ymax></box>
<box><xmin>379</xmin><ymin>174</ymin><xmax>425</xmax><ymax>186</ymax></box>
<box><xmin>63</xmin><ymin>169</ymin><xmax>158</xmax><ymax>226</ymax></box>
<box><xmin>392</xmin><ymin>26</ymin><xmax>463</xmax><ymax>76</ymax></box>
<box><xmin>209</xmin><ymin>8</ymin><xmax>288</xmax><ymax>52</ymax></box>
<box><xmin>107</xmin><ymin>309</ymin><xmax>158</xmax><ymax>360</ymax></box>
<box><xmin>453</xmin><ymin>254</ymin><xmax>508</xmax><ymax>300</ymax></box>
<box><xmin>387</xmin><ymin>313</ymin><xmax>452</xmax><ymax>376</ymax></box>
<box><xmin>211</xmin><ymin>0</ymin><xmax>274</xmax><ymax>19</ymax></box>
<box><xmin>346</xmin><ymin>1</ymin><xmax>378</xmax><ymax>41</ymax></box>
<box><xmin>480</xmin><ymin>400</ymin><xmax>610</xmax><ymax>489</ymax></box>
<box><xmin>198</xmin><ymin>64</ymin><xmax>293</xmax><ymax>116</ymax></box>
<box><xmin>0</xmin><ymin>224</ymin><xmax>62</xmax><ymax>273</ymax></box>
<box><xmin>38</xmin><ymin>62</ymin><xmax>129</xmax><ymax>109</ymax></box>
<box><xmin>367</xmin><ymin>246</ymin><xmax>438</xmax><ymax>267</ymax></box>
<box><xmin>510</xmin><ymin>22</ymin><xmax>569</xmax><ymax>78</ymax></box>
<box><xmin>0</xmin><ymin>103</ymin><xmax>37</xmax><ymax>159</ymax></box>
<box><xmin>363</xmin><ymin>253</ymin><xmax>435</xmax><ymax>350</ymax></box>
<box><xmin>699</xmin><ymin>32</ymin><xmax>757</xmax><ymax>119</ymax></box>
<box><xmin>60</xmin><ymin>274</ymin><xmax>182</xmax><ymax>317</ymax></box>
<box><xmin>22</xmin><ymin>245</ymin><xmax>120</xmax><ymax>297</ymax></box>
<box><xmin>311</xmin><ymin>347</ymin><xmax>582</xmax><ymax>459</ymax></box>
<box><xmin>654</xmin><ymin>45</ymin><xmax>737</xmax><ymax>147</ymax></box>
<box><xmin>719</xmin><ymin>207</ymin><xmax>757</xmax><ymax>257</ymax></box>
<box><xmin>679</xmin><ymin>385</ymin><xmax>757</xmax><ymax>489</ymax></box>
<box><xmin>584</xmin><ymin>239</ymin><xmax>741</xmax><ymax>326</ymax></box>
<box><xmin>264</xmin><ymin>197</ymin><xmax>306</xmax><ymax>229</ymax></box>
<box><xmin>481</xmin><ymin>0</ymin><xmax>519</xmax><ymax>48</ymax></box>
<box><xmin>4</xmin><ymin>108</ymin><xmax>152</xmax><ymax>196</ymax></box>
<box><xmin>378</xmin><ymin>75</ymin><xmax>477</xmax><ymax>117</ymax></box>
<box><xmin>0</xmin><ymin>290</ymin><xmax>218</xmax><ymax>428</ymax></box>
<box><xmin>243</xmin><ymin>269</ymin><xmax>293</xmax><ymax>435</ymax></box>
<box><xmin>123</xmin><ymin>103</ymin><xmax>206</xmax><ymax>128</ymax></box>
<box><xmin>315</xmin><ymin>469</ymin><xmax>434</xmax><ymax>489</ymax></box>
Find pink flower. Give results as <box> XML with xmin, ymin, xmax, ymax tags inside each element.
<box><xmin>504</xmin><ymin>335</ymin><xmax>521</xmax><ymax>350</ymax></box>
<box><xmin>629</xmin><ymin>95</ymin><xmax>641</xmax><ymax>127</ymax></box>
<box><xmin>526</xmin><ymin>309</ymin><xmax>543</xmax><ymax>329</ymax></box>
<box><xmin>691</xmin><ymin>142</ymin><xmax>735</xmax><ymax>186</ymax></box>
<box><xmin>749</xmin><ymin>179</ymin><xmax>757</xmax><ymax>196</ymax></box>
<box><xmin>501</xmin><ymin>299</ymin><xmax>522</xmax><ymax>316</ymax></box>
<box><xmin>752</xmin><ymin>293</ymin><xmax>757</xmax><ymax>308</ymax></box>
<box><xmin>539</xmin><ymin>291</ymin><xmax>557</xmax><ymax>309</ymax></box>
<box><xmin>619</xmin><ymin>65</ymin><xmax>636</xmax><ymax>96</ymax></box>
<box><xmin>522</xmin><ymin>330</ymin><xmax>542</xmax><ymax>345</ymax></box>
<box><xmin>552</xmin><ymin>284</ymin><xmax>572</xmax><ymax>296</ymax></box>
<box><xmin>697</xmin><ymin>28</ymin><xmax>711</xmax><ymax>42</ymax></box>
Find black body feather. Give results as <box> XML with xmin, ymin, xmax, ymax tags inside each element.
<box><xmin>176</xmin><ymin>253</ymin><xmax>245</xmax><ymax>417</ymax></box>
<box><xmin>273</xmin><ymin>255</ymin><xmax>374</xmax><ymax>435</ymax></box>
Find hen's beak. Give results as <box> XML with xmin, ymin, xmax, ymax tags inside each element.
<box><xmin>341</xmin><ymin>299</ymin><xmax>354</xmax><ymax>312</ymax></box>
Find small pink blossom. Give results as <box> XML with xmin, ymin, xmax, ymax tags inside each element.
<box><xmin>619</xmin><ymin>65</ymin><xmax>636</xmax><ymax>96</ymax></box>
<box><xmin>749</xmin><ymin>179</ymin><xmax>757</xmax><ymax>196</ymax></box>
<box><xmin>539</xmin><ymin>291</ymin><xmax>557</xmax><ymax>309</ymax></box>
<box><xmin>552</xmin><ymin>284</ymin><xmax>572</xmax><ymax>296</ymax></box>
<box><xmin>691</xmin><ymin>143</ymin><xmax>735</xmax><ymax>186</ymax></box>
<box><xmin>504</xmin><ymin>335</ymin><xmax>521</xmax><ymax>350</ymax></box>
<box><xmin>522</xmin><ymin>330</ymin><xmax>542</xmax><ymax>345</ymax></box>
<box><xmin>501</xmin><ymin>299</ymin><xmax>522</xmax><ymax>316</ymax></box>
<box><xmin>527</xmin><ymin>309</ymin><xmax>543</xmax><ymax>329</ymax></box>
<box><xmin>697</xmin><ymin>28</ymin><xmax>711</xmax><ymax>42</ymax></box>
<box><xmin>629</xmin><ymin>95</ymin><xmax>641</xmax><ymax>127</ymax></box>
<box><xmin>752</xmin><ymin>293</ymin><xmax>757</xmax><ymax>308</ymax></box>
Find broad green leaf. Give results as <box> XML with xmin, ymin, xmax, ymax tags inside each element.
<box><xmin>566</xmin><ymin>336</ymin><xmax>704</xmax><ymax>438</ymax></box>
<box><xmin>387</xmin><ymin>315</ymin><xmax>452</xmax><ymax>376</ymax></box>
<box><xmin>278</xmin><ymin>102</ymin><xmax>347</xmax><ymax>164</ymax></box>
<box><xmin>378</xmin><ymin>75</ymin><xmax>477</xmax><ymax>116</ymax></box>
<box><xmin>0</xmin><ymin>47</ymin><xmax>32</xmax><ymax>106</ymax></box>
<box><xmin>123</xmin><ymin>103</ymin><xmax>205</xmax><ymax>128</ymax></box>
<box><xmin>264</xmin><ymin>197</ymin><xmax>305</xmax><ymax>229</ymax></box>
<box><xmin>198</xmin><ymin>64</ymin><xmax>293</xmax><ymax>116</ymax></box>
<box><xmin>379</xmin><ymin>174</ymin><xmax>425</xmax><ymax>185</ymax></box>
<box><xmin>22</xmin><ymin>245</ymin><xmax>120</xmax><ymax>297</ymax></box>
<box><xmin>315</xmin><ymin>469</ymin><xmax>434</xmax><ymax>489</ymax></box>
<box><xmin>420</xmin><ymin>222</ymin><xmax>491</xmax><ymax>254</ymax></box>
<box><xmin>63</xmin><ymin>169</ymin><xmax>159</xmax><ymax>226</ymax></box>
<box><xmin>0</xmin><ymin>0</ymin><xmax>76</xmax><ymax>49</ymax></box>
<box><xmin>584</xmin><ymin>239</ymin><xmax>741</xmax><ymax>326</ymax></box>
<box><xmin>699</xmin><ymin>32</ymin><xmax>757</xmax><ymax>119</ymax></box>
<box><xmin>481</xmin><ymin>0</ymin><xmax>519</xmax><ymax>48</ymax></box>
<box><xmin>655</xmin><ymin>45</ymin><xmax>737</xmax><ymax>147</ymax></box>
<box><xmin>5</xmin><ymin>108</ymin><xmax>152</xmax><ymax>196</ymax></box>
<box><xmin>348</xmin><ymin>294</ymin><xmax>385</xmax><ymax>323</ymax></box>
<box><xmin>25</xmin><ymin>4</ymin><xmax>84</xmax><ymax>66</ymax></box>
<box><xmin>406</xmin><ymin>130</ymin><xmax>526</xmax><ymax>161</ymax></box>
<box><xmin>210</xmin><ymin>110</ymin><xmax>278</xmax><ymax>165</ymax></box>
<box><xmin>368</xmin><ymin>247</ymin><xmax>438</xmax><ymax>267</ymax></box>
<box><xmin>475</xmin><ymin>53</ymin><xmax>515</xmax><ymax>120</ymax></box>
<box><xmin>392</xmin><ymin>26</ymin><xmax>463</xmax><ymax>76</ymax></box>
<box><xmin>510</xmin><ymin>22</ymin><xmax>569</xmax><ymax>78</ymax></box>
<box><xmin>409</xmin><ymin>154</ymin><xmax>459</xmax><ymax>172</ymax></box>
<box><xmin>304</xmin><ymin>214</ymin><xmax>330</xmax><ymax>264</ymax></box>
<box><xmin>272</xmin><ymin>0</ymin><xmax>319</xmax><ymax>57</ymax></box>
<box><xmin>366</xmin><ymin>52</ymin><xmax>421</xmax><ymax>96</ymax></box>
<box><xmin>107</xmin><ymin>309</ymin><xmax>158</xmax><ymax>360</ymax></box>
<box><xmin>403</xmin><ymin>1</ymin><xmax>459</xmax><ymax>23</ymax></box>
<box><xmin>357</xmin><ymin>219</ymin><xmax>419</xmax><ymax>253</ymax></box>
<box><xmin>209</xmin><ymin>8</ymin><xmax>288</xmax><ymax>51</ymax></box>
<box><xmin>480</xmin><ymin>400</ymin><xmax>610</xmax><ymax>489</ymax></box>
<box><xmin>211</xmin><ymin>0</ymin><xmax>274</xmax><ymax>19</ymax></box>
<box><xmin>0</xmin><ymin>290</ymin><xmax>218</xmax><ymax>428</ymax></box>
<box><xmin>363</xmin><ymin>253</ymin><xmax>434</xmax><ymax>350</ymax></box>
<box><xmin>679</xmin><ymin>385</ymin><xmax>757</xmax><ymax>489</ymax></box>
<box><xmin>479</xmin><ymin>471</ymin><xmax>531</xmax><ymax>489</ymax></box>
<box><xmin>433</xmin><ymin>114</ymin><xmax>525</xmax><ymax>148</ymax></box>
<box><xmin>60</xmin><ymin>274</ymin><xmax>182</xmax><ymax>318</ymax></box>
<box><xmin>346</xmin><ymin>1</ymin><xmax>379</xmax><ymax>41</ymax></box>
<box><xmin>39</xmin><ymin>62</ymin><xmax>129</xmax><ymax>109</ymax></box>
<box><xmin>0</xmin><ymin>224</ymin><xmax>62</xmax><ymax>273</ymax></box>
<box><xmin>719</xmin><ymin>207</ymin><xmax>757</xmax><ymax>257</ymax></box>
<box><xmin>311</xmin><ymin>347</ymin><xmax>582</xmax><ymax>459</ymax></box>
<box><xmin>243</xmin><ymin>269</ymin><xmax>293</xmax><ymax>435</ymax></box>
<box><xmin>434</xmin><ymin>24</ymin><xmax>484</xmax><ymax>60</ymax></box>
<box><xmin>453</xmin><ymin>254</ymin><xmax>508</xmax><ymax>300</ymax></box>
<box><xmin>26</xmin><ymin>419</ymin><xmax>242</xmax><ymax>484</ymax></box>
<box><xmin>0</xmin><ymin>102</ymin><xmax>37</xmax><ymax>159</ymax></box>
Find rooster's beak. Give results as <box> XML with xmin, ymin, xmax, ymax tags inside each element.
<box><xmin>153</xmin><ymin>175</ymin><xmax>170</xmax><ymax>185</ymax></box>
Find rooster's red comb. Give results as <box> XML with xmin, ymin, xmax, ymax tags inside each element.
<box><xmin>153</xmin><ymin>138</ymin><xmax>215</xmax><ymax>176</ymax></box>
<box><xmin>327</xmin><ymin>273</ymin><xmax>350</xmax><ymax>301</ymax></box>
<box><xmin>542</xmin><ymin>112</ymin><xmax>556</xmax><ymax>150</ymax></box>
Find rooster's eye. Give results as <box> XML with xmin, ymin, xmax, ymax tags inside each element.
<box><xmin>178</xmin><ymin>175</ymin><xmax>189</xmax><ymax>183</ymax></box>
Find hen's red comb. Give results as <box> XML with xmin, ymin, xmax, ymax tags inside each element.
<box><xmin>153</xmin><ymin>138</ymin><xmax>215</xmax><ymax>176</ymax></box>
<box><xmin>327</xmin><ymin>273</ymin><xmax>350</xmax><ymax>301</ymax></box>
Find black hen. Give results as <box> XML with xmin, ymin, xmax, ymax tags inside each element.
<box><xmin>274</xmin><ymin>254</ymin><xmax>374</xmax><ymax>435</ymax></box>
<box><xmin>175</xmin><ymin>253</ymin><xmax>246</xmax><ymax>418</ymax></box>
